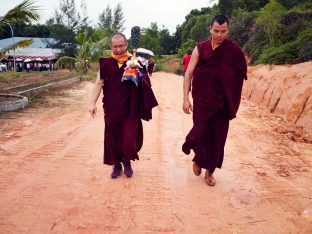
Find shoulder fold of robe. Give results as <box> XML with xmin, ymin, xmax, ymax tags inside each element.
<box><xmin>193</xmin><ymin>39</ymin><xmax>247</xmax><ymax>120</ymax></box>
<box><xmin>139</xmin><ymin>73</ymin><xmax>158</xmax><ymax>121</ymax></box>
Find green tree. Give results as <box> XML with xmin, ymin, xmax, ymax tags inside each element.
<box><xmin>54</xmin><ymin>56</ymin><xmax>76</xmax><ymax>71</ymax></box>
<box><xmin>75</xmin><ymin>29</ymin><xmax>92</xmax><ymax>73</ymax></box>
<box><xmin>144</xmin><ymin>22</ymin><xmax>159</xmax><ymax>38</ymax></box>
<box><xmin>190</xmin><ymin>15</ymin><xmax>211</xmax><ymax>42</ymax></box>
<box><xmin>46</xmin><ymin>18</ymin><xmax>77</xmax><ymax>56</ymax></box>
<box><xmin>98</xmin><ymin>4</ymin><xmax>125</xmax><ymax>32</ymax></box>
<box><xmin>0</xmin><ymin>0</ymin><xmax>40</xmax><ymax>65</ymax></box>
<box><xmin>178</xmin><ymin>4</ymin><xmax>218</xmax><ymax>45</ymax></box>
<box><xmin>0</xmin><ymin>0</ymin><xmax>41</xmax><ymax>39</ymax></box>
<box><xmin>159</xmin><ymin>28</ymin><xmax>177</xmax><ymax>54</ymax></box>
<box><xmin>112</xmin><ymin>3</ymin><xmax>125</xmax><ymax>31</ymax></box>
<box><xmin>256</xmin><ymin>0</ymin><xmax>286</xmax><ymax>43</ymax></box>
<box><xmin>243</xmin><ymin>26</ymin><xmax>268</xmax><ymax>64</ymax></box>
<box><xmin>174</xmin><ymin>25</ymin><xmax>183</xmax><ymax>50</ymax></box>
<box><xmin>47</xmin><ymin>0</ymin><xmax>82</xmax><ymax>56</ymax></box>
<box><xmin>218</xmin><ymin>0</ymin><xmax>236</xmax><ymax>17</ymax></box>
<box><xmin>57</xmin><ymin>0</ymin><xmax>81</xmax><ymax>32</ymax></box>
<box><xmin>279</xmin><ymin>9</ymin><xmax>312</xmax><ymax>43</ymax></box>
<box><xmin>75</xmin><ymin>28</ymin><xmax>110</xmax><ymax>73</ymax></box>
<box><xmin>139</xmin><ymin>25</ymin><xmax>161</xmax><ymax>54</ymax></box>
<box><xmin>181</xmin><ymin>17</ymin><xmax>197</xmax><ymax>43</ymax></box>
<box><xmin>239</xmin><ymin>0</ymin><xmax>269</xmax><ymax>11</ymax></box>
<box><xmin>0</xmin><ymin>0</ymin><xmax>40</xmax><ymax>27</ymax></box>
<box><xmin>98</xmin><ymin>5</ymin><xmax>112</xmax><ymax>29</ymax></box>
<box><xmin>229</xmin><ymin>9</ymin><xmax>258</xmax><ymax>47</ymax></box>
<box><xmin>277</xmin><ymin>0</ymin><xmax>307</xmax><ymax>9</ymax></box>
<box><xmin>178</xmin><ymin>38</ymin><xmax>196</xmax><ymax>57</ymax></box>
<box><xmin>0</xmin><ymin>23</ymin><xmax>50</xmax><ymax>39</ymax></box>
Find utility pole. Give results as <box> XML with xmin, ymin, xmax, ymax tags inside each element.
<box><xmin>8</xmin><ymin>23</ymin><xmax>16</xmax><ymax>72</ymax></box>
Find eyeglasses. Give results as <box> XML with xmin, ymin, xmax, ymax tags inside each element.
<box><xmin>111</xmin><ymin>44</ymin><xmax>127</xmax><ymax>49</ymax></box>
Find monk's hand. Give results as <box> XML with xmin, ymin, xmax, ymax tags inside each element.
<box><xmin>89</xmin><ymin>104</ymin><xmax>97</xmax><ymax>118</ymax></box>
<box><xmin>183</xmin><ymin>99</ymin><xmax>193</xmax><ymax>114</ymax></box>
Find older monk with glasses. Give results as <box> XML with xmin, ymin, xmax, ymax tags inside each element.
<box><xmin>89</xmin><ymin>32</ymin><xmax>158</xmax><ymax>179</ymax></box>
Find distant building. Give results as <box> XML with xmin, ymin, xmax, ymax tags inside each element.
<box><xmin>5</xmin><ymin>48</ymin><xmax>62</xmax><ymax>61</ymax></box>
<box><xmin>0</xmin><ymin>37</ymin><xmax>61</xmax><ymax>71</ymax></box>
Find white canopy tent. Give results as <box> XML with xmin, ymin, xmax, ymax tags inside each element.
<box><xmin>5</xmin><ymin>48</ymin><xmax>62</xmax><ymax>61</ymax></box>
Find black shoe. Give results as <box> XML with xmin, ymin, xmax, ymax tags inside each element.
<box><xmin>111</xmin><ymin>162</ymin><xmax>122</xmax><ymax>179</ymax></box>
<box><xmin>123</xmin><ymin>160</ymin><xmax>133</xmax><ymax>178</ymax></box>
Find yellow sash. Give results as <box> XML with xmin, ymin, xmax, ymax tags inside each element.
<box><xmin>111</xmin><ymin>51</ymin><xmax>130</xmax><ymax>68</ymax></box>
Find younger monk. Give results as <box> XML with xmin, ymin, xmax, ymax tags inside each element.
<box><xmin>182</xmin><ymin>15</ymin><xmax>247</xmax><ymax>186</ymax></box>
<box><xmin>89</xmin><ymin>32</ymin><xmax>158</xmax><ymax>178</ymax></box>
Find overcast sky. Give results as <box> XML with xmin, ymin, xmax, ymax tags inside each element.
<box><xmin>0</xmin><ymin>0</ymin><xmax>217</xmax><ymax>37</ymax></box>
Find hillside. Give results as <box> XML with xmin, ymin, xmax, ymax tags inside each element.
<box><xmin>243</xmin><ymin>61</ymin><xmax>312</xmax><ymax>135</ymax></box>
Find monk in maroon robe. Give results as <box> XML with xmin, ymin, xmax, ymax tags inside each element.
<box><xmin>182</xmin><ymin>15</ymin><xmax>247</xmax><ymax>186</ymax></box>
<box><xmin>147</xmin><ymin>58</ymin><xmax>155</xmax><ymax>76</ymax></box>
<box><xmin>89</xmin><ymin>33</ymin><xmax>158</xmax><ymax>179</ymax></box>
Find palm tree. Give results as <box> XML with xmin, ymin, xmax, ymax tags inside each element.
<box><xmin>55</xmin><ymin>29</ymin><xmax>110</xmax><ymax>73</ymax></box>
<box><xmin>0</xmin><ymin>0</ymin><xmax>40</xmax><ymax>27</ymax></box>
<box><xmin>0</xmin><ymin>0</ymin><xmax>40</xmax><ymax>69</ymax></box>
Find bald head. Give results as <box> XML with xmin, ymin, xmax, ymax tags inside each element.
<box><xmin>110</xmin><ymin>32</ymin><xmax>127</xmax><ymax>44</ymax></box>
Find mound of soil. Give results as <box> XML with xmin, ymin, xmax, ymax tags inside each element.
<box><xmin>243</xmin><ymin>61</ymin><xmax>312</xmax><ymax>135</ymax></box>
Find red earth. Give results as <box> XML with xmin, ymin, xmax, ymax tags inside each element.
<box><xmin>0</xmin><ymin>72</ymin><xmax>311</xmax><ymax>233</ymax></box>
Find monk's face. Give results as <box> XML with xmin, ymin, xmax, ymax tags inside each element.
<box><xmin>210</xmin><ymin>21</ymin><xmax>228</xmax><ymax>46</ymax></box>
<box><xmin>110</xmin><ymin>36</ymin><xmax>128</xmax><ymax>55</ymax></box>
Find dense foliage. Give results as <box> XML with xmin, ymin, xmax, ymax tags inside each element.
<box><xmin>177</xmin><ymin>0</ymin><xmax>312</xmax><ymax>64</ymax></box>
<box><xmin>1</xmin><ymin>0</ymin><xmax>311</xmax><ymax>65</ymax></box>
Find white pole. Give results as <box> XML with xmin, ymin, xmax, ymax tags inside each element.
<box><xmin>8</xmin><ymin>23</ymin><xmax>16</xmax><ymax>72</ymax></box>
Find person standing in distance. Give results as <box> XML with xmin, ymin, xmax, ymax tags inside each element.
<box><xmin>182</xmin><ymin>48</ymin><xmax>192</xmax><ymax>77</ymax></box>
<box><xmin>182</xmin><ymin>15</ymin><xmax>247</xmax><ymax>186</ymax></box>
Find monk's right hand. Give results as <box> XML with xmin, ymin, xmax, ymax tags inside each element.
<box><xmin>183</xmin><ymin>99</ymin><xmax>193</xmax><ymax>114</ymax></box>
<box><xmin>89</xmin><ymin>104</ymin><xmax>97</xmax><ymax>118</ymax></box>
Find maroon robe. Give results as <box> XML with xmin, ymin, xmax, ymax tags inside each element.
<box><xmin>182</xmin><ymin>39</ymin><xmax>247</xmax><ymax>173</ymax></box>
<box><xmin>99</xmin><ymin>57</ymin><xmax>158</xmax><ymax>165</ymax></box>
<box><xmin>147</xmin><ymin>61</ymin><xmax>155</xmax><ymax>75</ymax></box>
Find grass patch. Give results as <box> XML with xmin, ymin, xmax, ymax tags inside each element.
<box><xmin>154</xmin><ymin>55</ymin><xmax>182</xmax><ymax>74</ymax></box>
<box><xmin>0</xmin><ymin>70</ymin><xmax>79</xmax><ymax>91</ymax></box>
<box><xmin>1</xmin><ymin>71</ymin><xmax>34</xmax><ymax>80</ymax></box>
<box><xmin>81</xmin><ymin>71</ymin><xmax>97</xmax><ymax>81</ymax></box>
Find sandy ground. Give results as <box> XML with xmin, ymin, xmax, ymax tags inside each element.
<box><xmin>0</xmin><ymin>72</ymin><xmax>312</xmax><ymax>233</ymax></box>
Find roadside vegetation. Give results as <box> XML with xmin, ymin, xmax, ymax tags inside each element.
<box><xmin>154</xmin><ymin>55</ymin><xmax>181</xmax><ymax>74</ymax></box>
<box><xmin>1</xmin><ymin>0</ymin><xmax>311</xmax><ymax>80</ymax></box>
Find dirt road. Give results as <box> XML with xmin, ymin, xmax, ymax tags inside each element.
<box><xmin>0</xmin><ymin>72</ymin><xmax>311</xmax><ymax>233</ymax></box>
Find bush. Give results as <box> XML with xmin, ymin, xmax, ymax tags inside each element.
<box><xmin>178</xmin><ymin>39</ymin><xmax>196</xmax><ymax>58</ymax></box>
<box><xmin>154</xmin><ymin>55</ymin><xmax>181</xmax><ymax>73</ymax></box>
<box><xmin>0</xmin><ymin>75</ymin><xmax>6</xmax><ymax>81</ymax></box>
<box><xmin>55</xmin><ymin>56</ymin><xmax>76</xmax><ymax>71</ymax></box>
<box><xmin>243</xmin><ymin>29</ymin><xmax>268</xmax><ymax>64</ymax></box>
<box><xmin>257</xmin><ymin>28</ymin><xmax>312</xmax><ymax>64</ymax></box>
<box><xmin>298</xmin><ymin>41</ymin><xmax>312</xmax><ymax>62</ymax></box>
<box><xmin>257</xmin><ymin>42</ymin><xmax>299</xmax><ymax>64</ymax></box>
